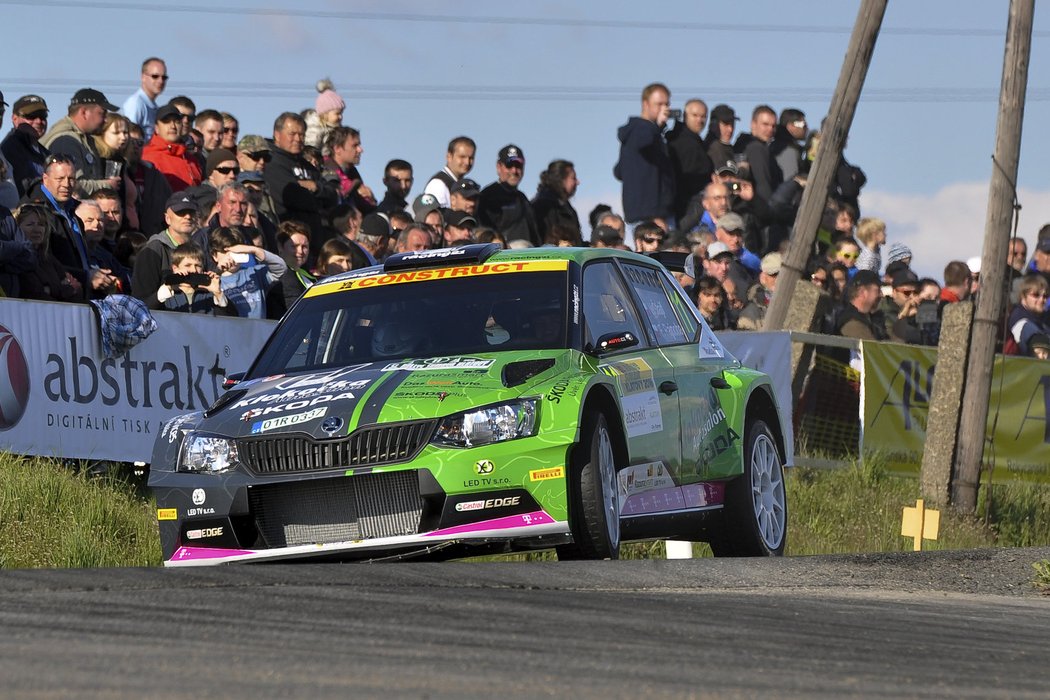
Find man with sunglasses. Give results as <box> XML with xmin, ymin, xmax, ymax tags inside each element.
<box><xmin>41</xmin><ymin>88</ymin><xmax>120</xmax><ymax>197</ymax></box>
<box><xmin>142</xmin><ymin>103</ymin><xmax>202</xmax><ymax>192</ymax></box>
<box><xmin>236</xmin><ymin>134</ymin><xmax>271</xmax><ymax>175</ymax></box>
<box><xmin>132</xmin><ymin>192</ymin><xmax>201</xmax><ymax>309</ymax></box>
<box><xmin>1</xmin><ymin>94</ymin><xmax>50</xmax><ymax>198</ymax></box>
<box><xmin>122</xmin><ymin>57</ymin><xmax>168</xmax><ymax>140</ymax></box>
<box><xmin>878</xmin><ymin>267</ymin><xmax>925</xmax><ymax>344</ymax></box>
<box><xmin>477</xmin><ymin>144</ymin><xmax>539</xmax><ymax>248</ymax></box>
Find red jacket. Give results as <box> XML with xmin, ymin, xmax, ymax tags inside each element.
<box><xmin>142</xmin><ymin>134</ymin><xmax>202</xmax><ymax>192</ymax></box>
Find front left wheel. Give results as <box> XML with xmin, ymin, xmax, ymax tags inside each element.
<box><xmin>709</xmin><ymin>418</ymin><xmax>787</xmax><ymax>556</ymax></box>
<box><xmin>556</xmin><ymin>412</ymin><xmax>621</xmax><ymax>561</ymax></box>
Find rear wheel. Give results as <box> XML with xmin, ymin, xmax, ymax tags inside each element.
<box><xmin>557</xmin><ymin>412</ymin><xmax>621</xmax><ymax>561</ymax></box>
<box><xmin>709</xmin><ymin>418</ymin><xmax>786</xmax><ymax>556</ymax></box>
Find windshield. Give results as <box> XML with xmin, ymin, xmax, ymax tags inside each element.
<box><xmin>250</xmin><ymin>269</ymin><xmax>569</xmax><ymax>376</ymax></box>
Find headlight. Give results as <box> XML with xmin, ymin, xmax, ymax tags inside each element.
<box><xmin>432</xmin><ymin>399</ymin><xmax>538</xmax><ymax>448</ymax></box>
<box><xmin>178</xmin><ymin>433</ymin><xmax>238</xmax><ymax>474</ymax></box>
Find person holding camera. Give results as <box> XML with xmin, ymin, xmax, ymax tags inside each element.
<box><xmin>614</xmin><ymin>82</ymin><xmax>675</xmax><ymax>229</ymax></box>
<box><xmin>156</xmin><ymin>241</ymin><xmax>231</xmax><ymax>315</ymax></box>
<box><xmin>878</xmin><ymin>268</ymin><xmax>926</xmax><ymax>344</ymax></box>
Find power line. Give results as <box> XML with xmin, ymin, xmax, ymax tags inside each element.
<box><xmin>0</xmin><ymin>0</ymin><xmax>1045</xmax><ymax>37</ymax></box>
<box><xmin>1</xmin><ymin>77</ymin><xmax>1047</xmax><ymax>104</ymax></box>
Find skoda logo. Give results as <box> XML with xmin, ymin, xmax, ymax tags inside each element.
<box><xmin>0</xmin><ymin>325</ymin><xmax>30</xmax><ymax>431</ymax></box>
<box><xmin>321</xmin><ymin>416</ymin><xmax>344</xmax><ymax>434</ymax></box>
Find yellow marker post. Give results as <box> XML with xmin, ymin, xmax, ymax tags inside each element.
<box><xmin>901</xmin><ymin>499</ymin><xmax>940</xmax><ymax>551</ymax></box>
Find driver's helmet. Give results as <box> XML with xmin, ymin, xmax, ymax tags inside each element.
<box><xmin>371</xmin><ymin>319</ymin><xmax>422</xmax><ymax>358</ymax></box>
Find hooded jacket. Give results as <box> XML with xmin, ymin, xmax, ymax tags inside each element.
<box><xmin>614</xmin><ymin>117</ymin><xmax>674</xmax><ymax>223</ymax></box>
<box><xmin>142</xmin><ymin>133</ymin><xmax>202</xmax><ymax>193</ymax></box>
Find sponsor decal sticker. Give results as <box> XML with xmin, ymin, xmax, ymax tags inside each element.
<box><xmin>382</xmin><ymin>357</ymin><xmax>495</xmax><ymax>372</ymax></box>
<box><xmin>618</xmin><ymin>461</ymin><xmax>676</xmax><ymax>499</ymax></box>
<box><xmin>191</xmin><ymin>489</ymin><xmax>206</xmax><ymax>505</ymax></box>
<box><xmin>529</xmin><ymin>466</ymin><xmax>564</xmax><ymax>482</ymax></box>
<box><xmin>251</xmin><ymin>406</ymin><xmax>327</xmax><ymax>434</ymax></box>
<box><xmin>238</xmin><ymin>391</ymin><xmax>358</xmax><ymax>422</ymax></box>
<box><xmin>157</xmin><ymin>508</ymin><xmax>178</xmax><ymax>520</ymax></box>
<box><xmin>306</xmin><ymin>260</ymin><xmax>569</xmax><ymax>296</ymax></box>
<box><xmin>475</xmin><ymin>459</ymin><xmax>495</xmax><ymax>475</ymax></box>
<box><xmin>186</xmin><ymin>527</ymin><xmax>224</xmax><ymax>540</ymax></box>
<box><xmin>455</xmin><ymin>496</ymin><xmax>522</xmax><ymax>512</ymax></box>
<box><xmin>601</xmin><ymin>358</ymin><xmax>664</xmax><ymax>438</ymax></box>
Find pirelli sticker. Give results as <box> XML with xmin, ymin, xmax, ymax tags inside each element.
<box><xmin>306</xmin><ymin>260</ymin><xmax>569</xmax><ymax>297</ymax></box>
<box><xmin>529</xmin><ymin>466</ymin><xmax>565</xmax><ymax>482</ymax></box>
<box><xmin>157</xmin><ymin>508</ymin><xmax>178</xmax><ymax>521</ymax></box>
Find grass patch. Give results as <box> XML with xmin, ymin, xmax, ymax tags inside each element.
<box><xmin>2</xmin><ymin>451</ymin><xmax>1050</xmax><ymax>569</ymax></box>
<box><xmin>0</xmin><ymin>453</ymin><xmax>161</xmax><ymax>568</ymax></box>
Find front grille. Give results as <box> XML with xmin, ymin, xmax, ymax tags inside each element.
<box><xmin>249</xmin><ymin>470</ymin><xmax>422</xmax><ymax>547</ymax></box>
<box><xmin>237</xmin><ymin>420</ymin><xmax>436</xmax><ymax>475</ymax></box>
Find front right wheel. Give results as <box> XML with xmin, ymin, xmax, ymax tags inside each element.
<box><xmin>709</xmin><ymin>418</ymin><xmax>787</xmax><ymax>557</ymax></box>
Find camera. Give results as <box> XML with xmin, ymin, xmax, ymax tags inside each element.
<box><xmin>728</xmin><ymin>181</ymin><xmax>741</xmax><ymax>194</ymax></box>
<box><xmin>667</xmin><ymin>108</ymin><xmax>682</xmax><ymax>121</ymax></box>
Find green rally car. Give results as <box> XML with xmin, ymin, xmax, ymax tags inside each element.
<box><xmin>148</xmin><ymin>243</ymin><xmax>788</xmax><ymax>565</ymax></box>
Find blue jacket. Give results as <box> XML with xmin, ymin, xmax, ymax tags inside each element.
<box><xmin>614</xmin><ymin>117</ymin><xmax>674</xmax><ymax>223</ymax></box>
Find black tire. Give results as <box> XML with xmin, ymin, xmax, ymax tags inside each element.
<box><xmin>556</xmin><ymin>412</ymin><xmax>621</xmax><ymax>561</ymax></box>
<box><xmin>709</xmin><ymin>419</ymin><xmax>787</xmax><ymax>557</ymax></box>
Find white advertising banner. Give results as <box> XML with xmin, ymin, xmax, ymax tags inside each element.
<box><xmin>0</xmin><ymin>298</ymin><xmax>276</xmax><ymax>463</ymax></box>
<box><xmin>718</xmin><ymin>330</ymin><xmax>794</xmax><ymax>461</ymax></box>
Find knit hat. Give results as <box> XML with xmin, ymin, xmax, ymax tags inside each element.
<box><xmin>315</xmin><ymin>78</ymin><xmax>345</xmax><ymax>114</ymax></box>
<box><xmin>205</xmin><ymin>148</ymin><xmax>238</xmax><ymax>176</ymax></box>
<box><xmin>885</xmin><ymin>242</ymin><xmax>912</xmax><ymax>265</ymax></box>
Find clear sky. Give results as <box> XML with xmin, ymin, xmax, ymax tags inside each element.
<box><xmin>2</xmin><ymin>0</ymin><xmax>1047</xmax><ymax>279</ymax></box>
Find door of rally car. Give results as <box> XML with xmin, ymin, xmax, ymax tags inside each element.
<box><xmin>618</xmin><ymin>261</ymin><xmax>742</xmax><ymax>485</ymax></box>
<box><xmin>581</xmin><ymin>260</ymin><xmax>682</xmax><ymax>478</ymax></box>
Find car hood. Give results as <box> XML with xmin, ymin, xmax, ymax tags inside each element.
<box><xmin>198</xmin><ymin>352</ymin><xmax>570</xmax><ymax>439</ymax></box>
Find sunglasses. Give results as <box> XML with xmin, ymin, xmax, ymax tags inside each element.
<box><xmin>180</xmin><ymin>113</ymin><xmax>195</xmax><ymax>122</ymax></box>
<box><xmin>148</xmin><ymin>73</ymin><xmax>170</xmax><ymax>81</ymax></box>
<box><xmin>246</xmin><ymin>151</ymin><xmax>271</xmax><ymax>162</ymax></box>
<box><xmin>214</xmin><ymin>166</ymin><xmax>240</xmax><ymax>175</ymax></box>
<box><xmin>838</xmin><ymin>252</ymin><xmax>859</xmax><ymax>260</ymax></box>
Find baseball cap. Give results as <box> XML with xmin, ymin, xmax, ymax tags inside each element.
<box><xmin>1037</xmin><ymin>238</ymin><xmax>1050</xmax><ymax>254</ymax></box>
<box><xmin>891</xmin><ymin>268</ymin><xmax>920</xmax><ymax>288</ymax></box>
<box><xmin>156</xmin><ymin>104</ymin><xmax>181</xmax><ymax>123</ymax></box>
<box><xmin>715</xmin><ymin>160</ymin><xmax>739</xmax><ymax>176</ymax></box>
<box><xmin>590</xmin><ymin>224</ymin><xmax>623</xmax><ymax>246</ymax></box>
<box><xmin>412</xmin><ymin>193</ymin><xmax>442</xmax><ymax>223</ymax></box>
<box><xmin>707</xmin><ymin>241</ymin><xmax>733</xmax><ymax>259</ymax></box>
<box><xmin>850</xmin><ymin>269</ymin><xmax>881</xmax><ymax>288</ymax></box>
<box><xmin>717</xmin><ymin>212</ymin><xmax>745</xmax><ymax>233</ymax></box>
<box><xmin>445</xmin><ymin>210</ymin><xmax>478</xmax><ymax>229</ymax></box>
<box><xmin>360</xmin><ymin>212</ymin><xmax>392</xmax><ymax>238</ymax></box>
<box><xmin>760</xmin><ymin>252</ymin><xmax>782</xmax><ymax>276</ymax></box>
<box><xmin>498</xmin><ymin>144</ymin><xmax>525</xmax><ymax>167</ymax></box>
<box><xmin>12</xmin><ymin>94</ymin><xmax>47</xmax><ymax>117</ymax></box>
<box><xmin>70</xmin><ymin>88</ymin><xmax>118</xmax><ymax>112</ymax></box>
<box><xmin>238</xmin><ymin>134</ymin><xmax>270</xmax><ymax>154</ymax></box>
<box><xmin>710</xmin><ymin>104</ymin><xmax>738</xmax><ymax>124</ymax></box>
<box><xmin>451</xmin><ymin>178</ymin><xmax>481</xmax><ymax>198</ymax></box>
<box><xmin>236</xmin><ymin>170</ymin><xmax>265</xmax><ymax>184</ymax></box>
<box><xmin>165</xmin><ymin>192</ymin><xmax>197</xmax><ymax>213</ymax></box>
<box><xmin>205</xmin><ymin>148</ymin><xmax>237</xmax><ymax>176</ymax></box>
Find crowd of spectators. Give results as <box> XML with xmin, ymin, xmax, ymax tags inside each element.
<box><xmin>0</xmin><ymin>66</ymin><xmax>1046</xmax><ymax>358</ymax></box>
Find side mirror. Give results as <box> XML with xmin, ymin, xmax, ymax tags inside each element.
<box><xmin>222</xmin><ymin>372</ymin><xmax>246</xmax><ymax>390</ymax></box>
<box><xmin>588</xmin><ymin>331</ymin><xmax>639</xmax><ymax>356</ymax></box>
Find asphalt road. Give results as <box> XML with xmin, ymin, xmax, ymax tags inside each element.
<box><xmin>1</xmin><ymin>548</ymin><xmax>1048</xmax><ymax>699</ymax></box>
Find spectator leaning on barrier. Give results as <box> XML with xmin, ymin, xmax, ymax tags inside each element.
<box><xmin>423</xmin><ymin>136</ymin><xmax>476</xmax><ymax>208</ymax></box>
<box><xmin>156</xmin><ymin>241</ymin><xmax>230</xmax><ymax>315</ymax></box>
<box><xmin>1</xmin><ymin>94</ymin><xmax>50</xmax><ymax>198</ymax></box>
<box><xmin>615</xmin><ymin>82</ymin><xmax>675</xmax><ymax>227</ymax></box>
<box><xmin>209</xmin><ymin>226</ymin><xmax>286</xmax><ymax>319</ymax></box>
<box><xmin>1006</xmin><ymin>274</ymin><xmax>1050</xmax><ymax>356</ymax></box>
<box><xmin>15</xmin><ymin>203</ymin><xmax>83</xmax><ymax>302</ymax></box>
<box><xmin>41</xmin><ymin>88</ymin><xmax>121</xmax><ymax>198</ymax></box>
<box><xmin>78</xmin><ymin>199</ymin><xmax>129</xmax><ymax>297</ymax></box>
<box><xmin>0</xmin><ymin>203</ymin><xmax>35</xmax><ymax>297</ymax></box>
<box><xmin>132</xmin><ymin>192</ymin><xmax>200</xmax><ymax>309</ymax></box>
<box><xmin>122</xmin><ymin>57</ymin><xmax>167</xmax><ymax>141</ymax></box>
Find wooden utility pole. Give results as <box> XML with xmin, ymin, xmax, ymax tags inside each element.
<box><xmin>764</xmin><ymin>0</ymin><xmax>886</xmax><ymax>331</ymax></box>
<box><xmin>953</xmin><ymin>0</ymin><xmax>1034</xmax><ymax>512</ymax></box>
